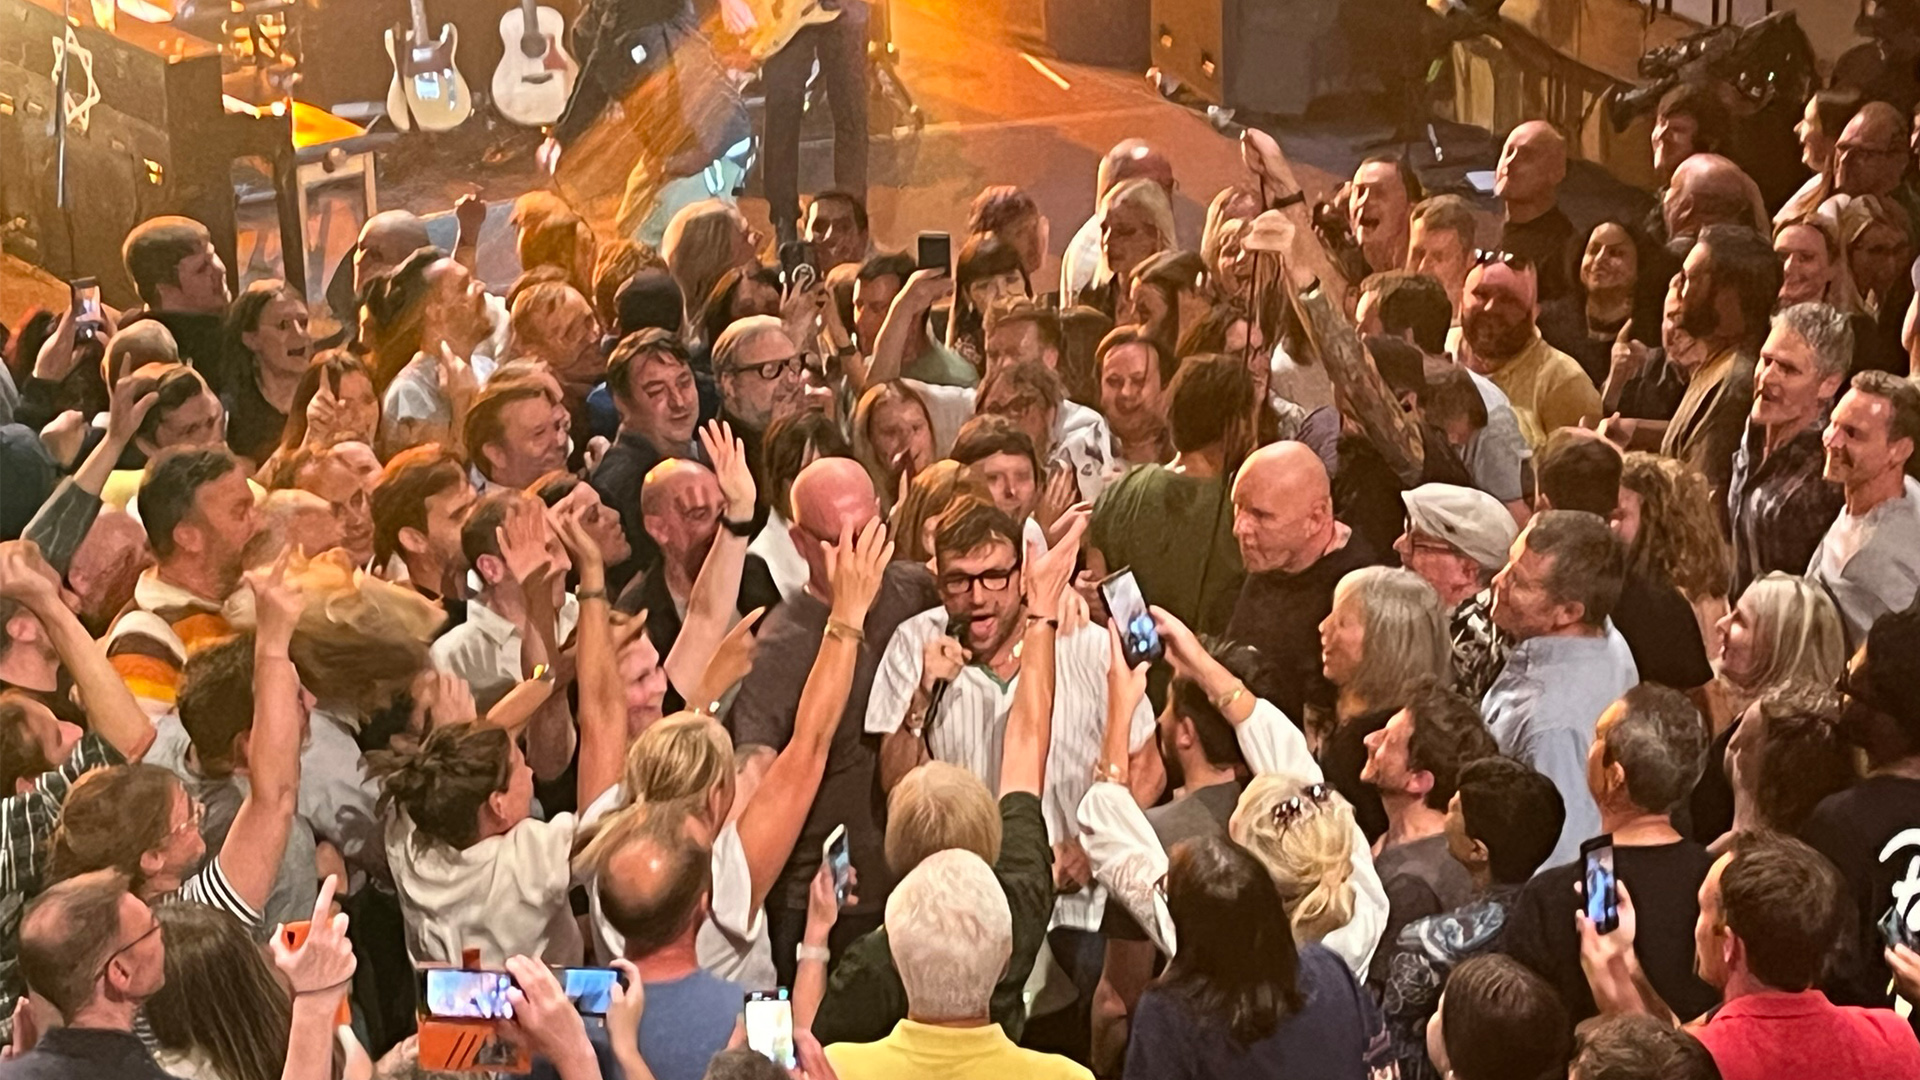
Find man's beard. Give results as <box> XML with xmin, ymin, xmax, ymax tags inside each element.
<box><xmin>1677</xmin><ymin>291</ymin><xmax>1718</xmax><ymax>339</ymax></box>
<box><xmin>1462</xmin><ymin>309</ymin><xmax>1533</xmax><ymax>361</ymax></box>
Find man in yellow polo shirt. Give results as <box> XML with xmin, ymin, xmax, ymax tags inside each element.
<box><xmin>824</xmin><ymin>850</ymin><xmax>1091</xmax><ymax>1080</ymax></box>
<box><xmin>1459</xmin><ymin>255</ymin><xmax>1600</xmax><ymax>450</ymax></box>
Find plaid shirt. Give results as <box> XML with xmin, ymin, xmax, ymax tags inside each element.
<box><xmin>1729</xmin><ymin>417</ymin><xmax>1845</xmax><ymax>599</ymax></box>
<box><xmin>0</xmin><ymin>733</ymin><xmax>126</xmax><ymax>1042</ymax></box>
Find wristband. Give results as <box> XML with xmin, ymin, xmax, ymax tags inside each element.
<box><xmin>1212</xmin><ymin>682</ymin><xmax>1249</xmax><ymax>711</ymax></box>
<box><xmin>721</xmin><ymin>515</ymin><xmax>756</xmax><ymax>538</ymax></box>
<box><xmin>796</xmin><ymin>943</ymin><xmax>831</xmax><ymax>964</ymax></box>
<box><xmin>825</xmin><ymin>618</ymin><xmax>865</xmax><ymax>642</ymax></box>
<box><xmin>576</xmin><ymin>587</ymin><xmax>607</xmax><ymax>602</ymax></box>
<box><xmin>1093</xmin><ymin>760</ymin><xmax>1125</xmax><ymax>784</ymax></box>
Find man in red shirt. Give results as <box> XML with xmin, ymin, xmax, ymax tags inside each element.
<box><xmin>1582</xmin><ymin>831</ymin><xmax>1920</xmax><ymax>1080</ymax></box>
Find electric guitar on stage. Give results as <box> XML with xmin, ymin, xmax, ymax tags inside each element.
<box><xmin>492</xmin><ymin>0</ymin><xmax>578</xmax><ymax>127</ymax></box>
<box><xmin>734</xmin><ymin>0</ymin><xmax>843</xmax><ymax>66</ymax></box>
<box><xmin>385</xmin><ymin>0</ymin><xmax>474</xmax><ymax>132</ymax></box>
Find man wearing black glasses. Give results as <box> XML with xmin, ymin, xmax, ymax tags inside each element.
<box><xmin>10</xmin><ymin>871</ymin><xmax>170</xmax><ymax>1078</ymax></box>
<box><xmin>712</xmin><ymin>315</ymin><xmax>816</xmax><ymax>488</ymax></box>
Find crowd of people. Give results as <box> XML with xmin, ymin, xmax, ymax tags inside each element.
<box><xmin>3</xmin><ymin>61</ymin><xmax>1920</xmax><ymax>1080</ymax></box>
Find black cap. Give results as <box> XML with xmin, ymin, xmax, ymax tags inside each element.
<box><xmin>615</xmin><ymin>270</ymin><xmax>685</xmax><ymax>338</ymax></box>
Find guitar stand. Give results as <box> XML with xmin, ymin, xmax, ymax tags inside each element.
<box><xmin>865</xmin><ymin>0</ymin><xmax>922</xmax><ymax>135</ymax></box>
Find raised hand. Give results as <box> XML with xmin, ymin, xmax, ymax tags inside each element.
<box><xmin>1035</xmin><ymin>466</ymin><xmax>1080</xmax><ymax>535</ymax></box>
<box><xmin>605</xmin><ymin>957</ymin><xmax>645</xmax><ymax>1045</ymax></box>
<box><xmin>804</xmin><ymin>858</ymin><xmax>854</xmax><ymax>943</ymax></box>
<box><xmin>700</xmin><ymin>419</ymin><xmax>758</xmax><ymax>523</ymax></box>
<box><xmin>245</xmin><ymin>548</ymin><xmax>307</xmax><ymax>647</ymax></box>
<box><xmin>499</xmin><ymin>955</ymin><xmax>591</xmax><ymax>1064</ymax></box>
<box><xmin>549</xmin><ymin>504</ymin><xmax>605</xmax><ymax>585</ymax></box>
<box><xmin>495</xmin><ymin>499</ymin><xmax>555</xmax><ymax>588</ymax></box>
<box><xmin>1024</xmin><ymin>513</ymin><xmax>1086</xmax><ymax>619</ymax></box>
<box><xmin>304</xmin><ymin>377</ymin><xmax>341</xmax><ymax>447</ymax></box>
<box><xmin>0</xmin><ymin>541</ymin><xmax>62</xmax><ymax>610</ymax></box>
<box><xmin>434</xmin><ymin>341</ymin><xmax>479</xmax><ymax>409</ymax></box>
<box><xmin>699</xmin><ymin>607</ymin><xmax>763</xmax><ymax>706</ymax></box>
<box><xmin>894</xmin><ymin>268</ymin><xmax>953</xmax><ymax>314</ymax></box>
<box><xmin>454</xmin><ymin>192</ymin><xmax>488</xmax><ymax>239</ymax></box>
<box><xmin>919</xmin><ymin>634</ymin><xmax>966</xmax><ymax>695</ymax></box>
<box><xmin>271</xmin><ymin>875</ymin><xmax>355</xmax><ymax>997</ymax></box>
<box><xmin>825</xmin><ymin>518</ymin><xmax>893</xmax><ymax>625</ymax></box>
<box><xmin>1240</xmin><ymin>127</ymin><xmax>1287</xmax><ymax>188</ymax></box>
<box><xmin>106</xmin><ymin>370</ymin><xmax>162</xmax><ymax>448</ymax></box>
<box><xmin>1147</xmin><ymin>604</ymin><xmax>1206</xmax><ymax>681</ymax></box>
<box><xmin>1104</xmin><ymin>619</ymin><xmax>1149</xmax><ymax>721</ymax></box>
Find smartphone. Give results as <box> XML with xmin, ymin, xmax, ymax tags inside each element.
<box><xmin>422</xmin><ymin>969</ymin><xmax>515</xmax><ymax>1020</ymax></box>
<box><xmin>281</xmin><ymin>922</ymin><xmax>353</xmax><ymax>1025</ymax></box>
<box><xmin>916</xmin><ymin>231</ymin><xmax>952</xmax><ymax>275</ymax></box>
<box><xmin>744</xmin><ymin>989</ymin><xmax>796</xmax><ymax>1068</ymax></box>
<box><xmin>823</xmin><ymin>824</ymin><xmax>851</xmax><ymax>908</ymax></box>
<box><xmin>70</xmin><ymin>277</ymin><xmax>100</xmax><ymax>320</ymax></box>
<box><xmin>1099</xmin><ymin>568</ymin><xmax>1163</xmax><ymax>667</ymax></box>
<box><xmin>778</xmin><ymin>240</ymin><xmax>818</xmax><ymax>292</ymax></box>
<box><xmin>1581</xmin><ymin>835</ymin><xmax>1619</xmax><ymax>934</ymax></box>
<box><xmin>558</xmin><ymin>967</ymin><xmax>622</xmax><ymax>1017</ymax></box>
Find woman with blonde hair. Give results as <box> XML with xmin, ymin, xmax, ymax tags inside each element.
<box><xmin>1827</xmin><ymin>193</ymin><xmax>1912</xmax><ymax>317</ymax></box>
<box><xmin>1774</xmin><ymin>213</ymin><xmax>1860</xmax><ymax>313</ymax></box>
<box><xmin>578</xmin><ymin>519</ymin><xmax>892</xmax><ymax>983</ymax></box>
<box><xmin>1074</xmin><ymin>177</ymin><xmax>1178</xmax><ymax>318</ymax></box>
<box><xmin>1689</xmin><ymin>572</ymin><xmax>1849</xmax><ymax>839</ymax></box>
<box><xmin>1616</xmin><ymin>452</ymin><xmax>1731</xmax><ymax>646</ymax></box>
<box><xmin>662</xmin><ymin>199</ymin><xmax>762</xmax><ymax>338</ymax></box>
<box><xmin>850</xmin><ymin>380</ymin><xmax>939</xmax><ymax>506</ymax></box>
<box><xmin>1081</xmin><ymin>605</ymin><xmax>1388</xmax><ymax>980</ymax></box>
<box><xmin>1201</xmin><ymin>185</ymin><xmax>1261</xmax><ymax>298</ymax></box>
<box><xmin>1317</xmin><ymin>567</ymin><xmax>1452</xmax><ymax>842</ymax></box>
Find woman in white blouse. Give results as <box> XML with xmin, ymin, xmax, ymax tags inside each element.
<box><xmin>1079</xmin><ymin>605</ymin><xmax>1389</xmax><ymax>977</ymax></box>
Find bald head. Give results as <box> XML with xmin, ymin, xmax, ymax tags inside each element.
<box><xmin>1495</xmin><ymin>122</ymin><xmax>1567</xmax><ymax>215</ymax></box>
<box><xmin>1097</xmin><ymin>139</ymin><xmax>1174</xmax><ymax>199</ymax></box>
<box><xmin>354</xmin><ymin>211</ymin><xmax>431</xmax><ymax>294</ymax></box>
<box><xmin>1835</xmin><ymin>102</ymin><xmax>1910</xmax><ymax>199</ymax></box>
<box><xmin>789</xmin><ymin>457</ymin><xmax>879</xmax><ymax>593</ymax></box>
<box><xmin>640</xmin><ymin>458</ymin><xmax>723</xmax><ymax>566</ymax></box>
<box><xmin>247</xmin><ymin>489</ymin><xmax>342</xmax><ymax>569</ymax></box>
<box><xmin>1231</xmin><ymin>441</ymin><xmax>1335</xmax><ymax>574</ymax></box>
<box><xmin>67</xmin><ymin>508</ymin><xmax>150</xmax><ymax>630</ymax></box>
<box><xmin>1664</xmin><ymin>154</ymin><xmax>1764</xmax><ymax>240</ymax></box>
<box><xmin>594</xmin><ymin>805</ymin><xmax>712</xmax><ymax>961</ymax></box>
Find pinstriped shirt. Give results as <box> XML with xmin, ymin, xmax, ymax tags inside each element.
<box><xmin>864</xmin><ymin>607</ymin><xmax>1156</xmax><ymax>931</ymax></box>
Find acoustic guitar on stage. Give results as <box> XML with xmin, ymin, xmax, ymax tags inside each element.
<box><xmin>385</xmin><ymin>0</ymin><xmax>474</xmax><ymax>132</ymax></box>
<box><xmin>492</xmin><ymin>0</ymin><xmax>578</xmax><ymax>127</ymax></box>
<box><xmin>733</xmin><ymin>0</ymin><xmax>843</xmax><ymax>66</ymax></box>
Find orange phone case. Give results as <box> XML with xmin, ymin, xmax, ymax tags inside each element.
<box><xmin>279</xmin><ymin>921</ymin><xmax>354</xmax><ymax>1027</ymax></box>
<box><xmin>417</xmin><ymin>1020</ymin><xmax>531</xmax><ymax>1074</ymax></box>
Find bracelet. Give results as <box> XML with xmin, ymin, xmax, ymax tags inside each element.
<box><xmin>796</xmin><ymin>943</ymin><xmax>831</xmax><ymax>964</ymax></box>
<box><xmin>1025</xmin><ymin>614</ymin><xmax>1060</xmax><ymax>630</ymax></box>
<box><xmin>721</xmin><ymin>515</ymin><xmax>756</xmax><ymax>538</ymax></box>
<box><xmin>825</xmin><ymin>618</ymin><xmax>865</xmax><ymax>642</ymax></box>
<box><xmin>1093</xmin><ymin>760</ymin><xmax>1125</xmax><ymax>784</ymax></box>
<box><xmin>833</xmin><ymin>343</ymin><xmax>858</xmax><ymax>358</ymax></box>
<box><xmin>576</xmin><ymin>587</ymin><xmax>608</xmax><ymax>602</ymax></box>
<box><xmin>1212</xmin><ymin>682</ymin><xmax>1248</xmax><ymax>711</ymax></box>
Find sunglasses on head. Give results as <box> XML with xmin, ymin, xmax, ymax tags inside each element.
<box><xmin>1473</xmin><ymin>249</ymin><xmax>1533</xmax><ymax>271</ymax></box>
<box><xmin>1270</xmin><ymin>783</ymin><xmax>1334</xmax><ymax>832</ymax></box>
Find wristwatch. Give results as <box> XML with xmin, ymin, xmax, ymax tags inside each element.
<box><xmin>721</xmin><ymin>514</ymin><xmax>756</xmax><ymax>538</ymax></box>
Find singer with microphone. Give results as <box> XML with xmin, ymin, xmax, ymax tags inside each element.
<box><xmin>865</xmin><ymin>497</ymin><xmax>1164</xmax><ymax>1005</ymax></box>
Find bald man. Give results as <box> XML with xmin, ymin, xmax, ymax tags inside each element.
<box><xmin>1061</xmin><ymin>140</ymin><xmax>1177</xmax><ymax>302</ymax></box>
<box><xmin>617</xmin><ymin>457</ymin><xmax>783</xmax><ymax>673</ymax></box>
<box><xmin>1460</xmin><ymin>258</ymin><xmax>1600</xmax><ymax>449</ymax></box>
<box><xmin>1496</xmin><ymin>121</ymin><xmax>1575</xmax><ymax>303</ymax></box>
<box><xmin>1662</xmin><ymin>154</ymin><xmax>1768</xmax><ymax>242</ymax></box>
<box><xmin>730</xmin><ymin>457</ymin><xmax>941</xmax><ymax>982</ymax></box>
<box><xmin>1225</xmin><ymin>441</ymin><xmax>1384</xmax><ymax>727</ymax></box>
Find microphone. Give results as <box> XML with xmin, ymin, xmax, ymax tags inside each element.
<box><xmin>924</xmin><ymin>613</ymin><xmax>968</xmax><ymax>736</ymax></box>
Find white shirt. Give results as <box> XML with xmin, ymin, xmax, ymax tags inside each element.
<box><xmin>906</xmin><ymin>379</ymin><xmax>1112</xmax><ymax>471</ymax></box>
<box><xmin>1808</xmin><ymin>475</ymin><xmax>1920</xmax><ymax>646</ymax></box>
<box><xmin>1059</xmin><ymin>214</ymin><xmax>1103</xmax><ymax>303</ymax></box>
<box><xmin>581</xmin><ymin>787</ymin><xmax>776</xmax><ymax>986</ymax></box>
<box><xmin>749</xmin><ymin>508</ymin><xmax>810</xmax><ymax>601</ymax></box>
<box><xmin>1076</xmin><ymin>697</ymin><xmax>1389</xmax><ymax>978</ymax></box>
<box><xmin>864</xmin><ymin>607</ymin><xmax>1156</xmax><ymax>931</ymax></box>
<box><xmin>430</xmin><ymin>593</ymin><xmax>581</xmax><ymax>711</ymax></box>
<box><xmin>1462</xmin><ymin>369</ymin><xmax>1530</xmax><ymax>504</ymax></box>
<box><xmin>386</xmin><ymin>808</ymin><xmax>584</xmax><ymax>966</ymax></box>
<box><xmin>299</xmin><ymin>707</ymin><xmax>387</xmax><ymax>887</ymax></box>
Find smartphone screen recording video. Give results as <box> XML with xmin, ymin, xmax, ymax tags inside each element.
<box><xmin>560</xmin><ymin>968</ymin><xmax>620</xmax><ymax>1017</ymax></box>
<box><xmin>823</xmin><ymin>824</ymin><xmax>852</xmax><ymax>908</ymax></box>
<box><xmin>1099</xmin><ymin>568</ymin><xmax>1163</xmax><ymax>667</ymax></box>
<box><xmin>424</xmin><ymin>969</ymin><xmax>515</xmax><ymax>1020</ymax></box>
<box><xmin>744</xmin><ymin>989</ymin><xmax>796</xmax><ymax>1068</ymax></box>
<box><xmin>1582</xmin><ymin>835</ymin><xmax>1619</xmax><ymax>934</ymax></box>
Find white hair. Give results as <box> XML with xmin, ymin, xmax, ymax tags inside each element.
<box><xmin>710</xmin><ymin>314</ymin><xmax>788</xmax><ymax>376</ymax></box>
<box><xmin>884</xmin><ymin>849</ymin><xmax>1010</xmax><ymax>1022</ymax></box>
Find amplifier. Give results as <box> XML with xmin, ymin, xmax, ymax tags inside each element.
<box><xmin>1148</xmin><ymin>0</ymin><xmax>1344</xmax><ymax>116</ymax></box>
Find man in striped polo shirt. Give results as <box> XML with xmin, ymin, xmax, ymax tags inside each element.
<box><xmin>866</xmin><ymin>497</ymin><xmax>1162</xmax><ymax>1030</ymax></box>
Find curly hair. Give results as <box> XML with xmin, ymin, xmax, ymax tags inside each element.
<box><xmin>368</xmin><ymin>722</ymin><xmax>515</xmax><ymax>850</ymax></box>
<box><xmin>1620</xmin><ymin>453</ymin><xmax>1729</xmax><ymax>601</ymax></box>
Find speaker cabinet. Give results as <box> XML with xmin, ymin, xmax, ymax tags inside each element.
<box><xmin>1149</xmin><ymin>0</ymin><xmax>1343</xmax><ymax>116</ymax></box>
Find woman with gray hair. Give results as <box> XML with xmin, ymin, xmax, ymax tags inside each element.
<box><xmin>1317</xmin><ymin>567</ymin><xmax>1454</xmax><ymax>842</ymax></box>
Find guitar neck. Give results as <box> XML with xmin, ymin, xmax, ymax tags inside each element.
<box><xmin>408</xmin><ymin>0</ymin><xmax>431</xmax><ymax>40</ymax></box>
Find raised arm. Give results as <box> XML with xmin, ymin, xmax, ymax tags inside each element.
<box><xmin>554</xmin><ymin>511</ymin><xmax>623</xmax><ymax>811</ymax></box>
<box><xmin>497</xmin><ymin>500</ymin><xmax>576</xmax><ymax>781</ymax></box>
<box><xmin>735</xmin><ymin>518</ymin><xmax>892</xmax><ymax>915</ymax></box>
<box><xmin>859</xmin><ymin>270</ymin><xmax>951</xmax><ymax>391</ymax></box>
<box><xmin>273</xmin><ymin>877</ymin><xmax>359</xmax><ymax>1080</ymax></box>
<box><xmin>223</xmin><ymin>552</ymin><xmax>309</xmax><ymax>915</ymax></box>
<box><xmin>0</xmin><ymin>542</ymin><xmax>152</xmax><ymax>760</ymax></box>
<box><xmin>664</xmin><ymin>421</ymin><xmax>754</xmax><ymax>701</ymax></box>
<box><xmin>1295</xmin><ymin>282</ymin><xmax>1424</xmax><ymax>485</ymax></box>
<box><xmin>25</xmin><ymin>372</ymin><xmax>158</xmax><ymax>574</ymax></box>
<box><xmin>1000</xmin><ymin>517</ymin><xmax>1083</xmax><ymax>796</ymax></box>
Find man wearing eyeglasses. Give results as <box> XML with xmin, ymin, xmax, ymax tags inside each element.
<box><xmin>866</xmin><ymin>499</ymin><xmax>1161</xmax><ymax>950</ymax></box>
<box><xmin>712</xmin><ymin>316</ymin><xmax>815</xmax><ymax>491</ymax></box>
<box><xmin>8</xmin><ymin>871</ymin><xmax>170</xmax><ymax>1078</ymax></box>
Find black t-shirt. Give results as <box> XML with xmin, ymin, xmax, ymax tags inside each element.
<box><xmin>1502</xmin><ymin>840</ymin><xmax>1720</xmax><ymax>1028</ymax></box>
<box><xmin>1333</xmin><ymin>426</ymin><xmax>1476</xmax><ymax>561</ymax></box>
<box><xmin>223</xmin><ymin>371</ymin><xmax>289</xmax><ymax>467</ymax></box>
<box><xmin>0</xmin><ymin>675</ymin><xmax>85</xmax><ymax>728</ymax></box>
<box><xmin>1610</xmin><ymin>570</ymin><xmax>1713</xmax><ymax>691</ymax></box>
<box><xmin>1799</xmin><ymin>775</ymin><xmax>1920</xmax><ymax>1010</ymax></box>
<box><xmin>1223</xmin><ymin>536</ymin><xmax>1383</xmax><ymax>725</ymax></box>
<box><xmin>1501</xmin><ymin>207</ymin><xmax>1576</xmax><ymax>304</ymax></box>
<box><xmin>1322</xmin><ymin>707</ymin><xmax>1391</xmax><ymax>845</ymax></box>
<box><xmin>1687</xmin><ymin>720</ymin><xmax>1736</xmax><ymax>845</ymax></box>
